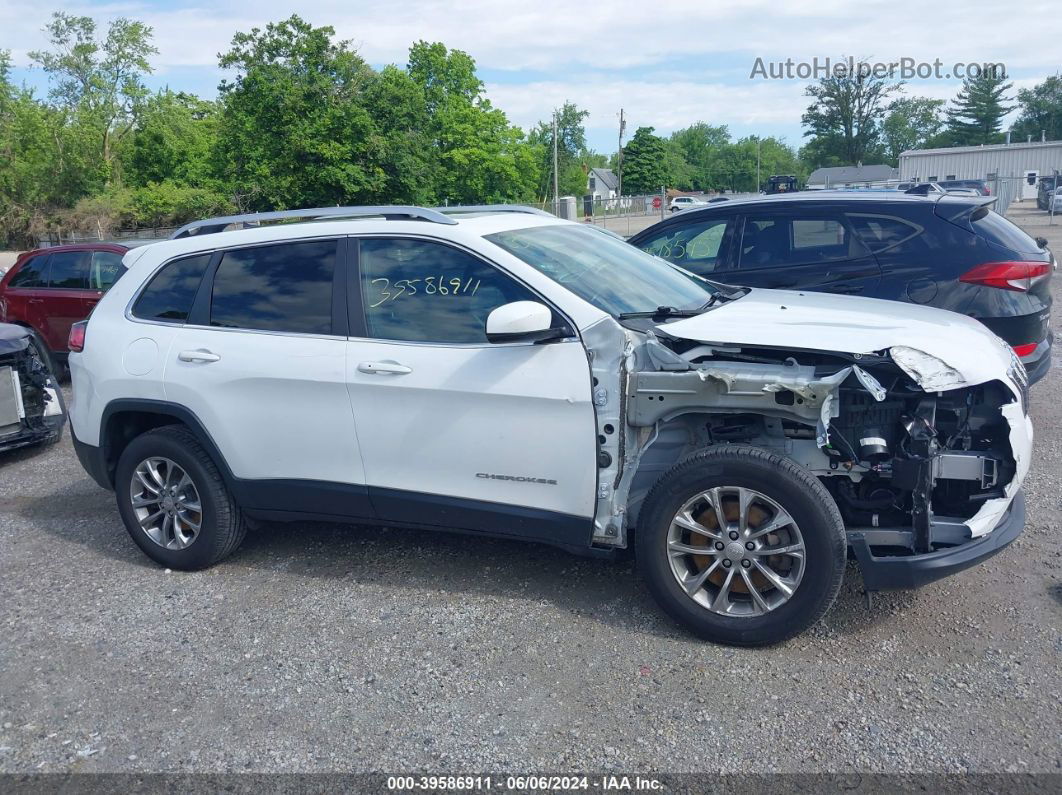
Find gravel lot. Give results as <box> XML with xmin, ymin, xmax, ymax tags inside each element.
<box><xmin>1</xmin><ymin>205</ymin><xmax>1060</xmax><ymax>776</ymax></box>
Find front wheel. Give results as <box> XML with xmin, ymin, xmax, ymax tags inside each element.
<box><xmin>636</xmin><ymin>446</ymin><xmax>846</xmax><ymax>646</ymax></box>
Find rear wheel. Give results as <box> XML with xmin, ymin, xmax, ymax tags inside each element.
<box><xmin>115</xmin><ymin>425</ymin><xmax>247</xmax><ymax>569</ymax></box>
<box><xmin>636</xmin><ymin>446</ymin><xmax>846</xmax><ymax>646</ymax></box>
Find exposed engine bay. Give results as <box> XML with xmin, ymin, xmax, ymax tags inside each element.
<box><xmin>0</xmin><ymin>324</ymin><xmax>65</xmax><ymax>453</ymax></box>
<box><xmin>584</xmin><ymin>316</ymin><xmax>1029</xmax><ymax>563</ymax></box>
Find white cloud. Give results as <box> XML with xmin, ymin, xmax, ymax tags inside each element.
<box><xmin>2</xmin><ymin>0</ymin><xmax>1055</xmax><ymax>149</ymax></box>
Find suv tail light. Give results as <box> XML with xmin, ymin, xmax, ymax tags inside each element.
<box><xmin>1012</xmin><ymin>342</ymin><xmax>1037</xmax><ymax>357</ymax></box>
<box><xmin>68</xmin><ymin>320</ymin><xmax>87</xmax><ymax>353</ymax></box>
<box><xmin>959</xmin><ymin>261</ymin><xmax>1051</xmax><ymax>292</ymax></box>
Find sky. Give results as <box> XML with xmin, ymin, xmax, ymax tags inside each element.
<box><xmin>2</xmin><ymin>0</ymin><xmax>1058</xmax><ymax>154</ymax></box>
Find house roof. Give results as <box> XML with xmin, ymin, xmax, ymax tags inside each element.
<box><xmin>806</xmin><ymin>164</ymin><xmax>898</xmax><ymax>185</ymax></box>
<box><xmin>589</xmin><ymin>167</ymin><xmax>619</xmax><ymax>191</ymax></box>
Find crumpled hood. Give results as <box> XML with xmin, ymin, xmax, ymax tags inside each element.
<box><xmin>659</xmin><ymin>288</ymin><xmax>1015</xmax><ymax>388</ymax></box>
<box><xmin>0</xmin><ymin>322</ymin><xmax>30</xmax><ymax>358</ymax></box>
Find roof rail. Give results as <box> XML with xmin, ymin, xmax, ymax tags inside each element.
<box><xmin>434</xmin><ymin>204</ymin><xmax>555</xmax><ymax>217</ymax></box>
<box><xmin>169</xmin><ymin>205</ymin><xmax>458</xmax><ymax>239</ymax></box>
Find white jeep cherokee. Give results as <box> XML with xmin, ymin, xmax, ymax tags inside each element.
<box><xmin>68</xmin><ymin>205</ymin><xmax>1032</xmax><ymax>646</ymax></box>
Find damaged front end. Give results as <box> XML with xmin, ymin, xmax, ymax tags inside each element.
<box><xmin>587</xmin><ymin>317</ymin><xmax>1031</xmax><ymax>591</ymax></box>
<box><xmin>0</xmin><ymin>324</ymin><xmax>65</xmax><ymax>454</ymax></box>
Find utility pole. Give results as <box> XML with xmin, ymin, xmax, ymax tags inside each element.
<box><xmin>552</xmin><ymin>112</ymin><xmax>559</xmax><ymax>211</ymax></box>
<box><xmin>616</xmin><ymin>108</ymin><xmax>626</xmax><ymax>198</ymax></box>
<box><xmin>756</xmin><ymin>138</ymin><xmax>761</xmax><ymax>193</ymax></box>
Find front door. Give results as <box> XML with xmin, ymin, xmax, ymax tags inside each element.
<box><xmin>344</xmin><ymin>236</ymin><xmax>597</xmax><ymax>544</ymax></box>
<box><xmin>164</xmin><ymin>237</ymin><xmax>369</xmax><ymax>516</ymax></box>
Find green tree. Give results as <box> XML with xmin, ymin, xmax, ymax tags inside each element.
<box><xmin>126</xmin><ymin>91</ymin><xmax>219</xmax><ymax>187</ymax></box>
<box><xmin>214</xmin><ymin>15</ymin><xmax>383</xmax><ymax>210</ymax></box>
<box><xmin>1011</xmin><ymin>74</ymin><xmax>1062</xmax><ymax>143</ymax></box>
<box><xmin>406</xmin><ymin>41</ymin><xmax>538</xmax><ymax>204</ymax></box>
<box><xmin>946</xmin><ymin>71</ymin><xmax>1014</xmax><ymax>146</ymax></box>
<box><xmin>29</xmin><ymin>12</ymin><xmax>157</xmax><ymax>182</ymax></box>
<box><xmin>881</xmin><ymin>96</ymin><xmax>945</xmax><ymax>163</ymax></box>
<box><xmin>621</xmin><ymin>126</ymin><xmax>670</xmax><ymax>194</ymax></box>
<box><xmin>801</xmin><ymin>64</ymin><xmax>900</xmax><ymax>167</ymax></box>
<box><xmin>668</xmin><ymin>122</ymin><xmax>730</xmax><ymax>190</ymax></box>
<box><xmin>362</xmin><ymin>65</ymin><xmax>435</xmax><ymax>204</ymax></box>
<box><xmin>528</xmin><ymin>101</ymin><xmax>590</xmax><ymax>199</ymax></box>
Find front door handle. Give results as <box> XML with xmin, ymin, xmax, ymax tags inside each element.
<box><xmin>358</xmin><ymin>360</ymin><xmax>412</xmax><ymax>375</ymax></box>
<box><xmin>178</xmin><ymin>349</ymin><xmax>221</xmax><ymax>363</ymax></box>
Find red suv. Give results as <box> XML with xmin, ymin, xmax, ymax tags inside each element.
<box><xmin>0</xmin><ymin>243</ymin><xmax>129</xmax><ymax>370</ymax></box>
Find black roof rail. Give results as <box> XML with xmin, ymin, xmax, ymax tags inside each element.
<box><xmin>434</xmin><ymin>204</ymin><xmax>555</xmax><ymax>217</ymax></box>
<box><xmin>169</xmin><ymin>205</ymin><xmax>458</xmax><ymax>239</ymax></box>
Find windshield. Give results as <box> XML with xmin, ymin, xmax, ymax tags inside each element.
<box><xmin>485</xmin><ymin>224</ymin><xmax>715</xmax><ymax>316</ymax></box>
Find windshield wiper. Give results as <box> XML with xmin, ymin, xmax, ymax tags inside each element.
<box><xmin>617</xmin><ymin>305</ymin><xmax>707</xmax><ymax>320</ymax></box>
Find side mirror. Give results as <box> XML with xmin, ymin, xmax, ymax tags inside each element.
<box><xmin>486</xmin><ymin>301</ymin><xmax>565</xmax><ymax>344</ymax></box>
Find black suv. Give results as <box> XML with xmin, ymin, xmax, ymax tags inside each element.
<box><xmin>628</xmin><ymin>192</ymin><xmax>1054</xmax><ymax>383</ymax></box>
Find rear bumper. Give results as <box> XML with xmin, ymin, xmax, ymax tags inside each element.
<box><xmin>849</xmin><ymin>490</ymin><xmax>1025</xmax><ymax>591</ymax></box>
<box><xmin>72</xmin><ymin>430</ymin><xmax>112</xmax><ymax>490</ymax></box>
<box><xmin>1020</xmin><ymin>335</ymin><xmax>1053</xmax><ymax>385</ymax></box>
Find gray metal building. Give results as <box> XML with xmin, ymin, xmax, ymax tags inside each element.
<box><xmin>899</xmin><ymin>140</ymin><xmax>1062</xmax><ymax>200</ymax></box>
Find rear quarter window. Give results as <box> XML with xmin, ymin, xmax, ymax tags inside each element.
<box><xmin>132</xmin><ymin>253</ymin><xmax>212</xmax><ymax>323</ymax></box>
<box><xmin>970</xmin><ymin>209</ymin><xmax>1041</xmax><ymax>254</ymax></box>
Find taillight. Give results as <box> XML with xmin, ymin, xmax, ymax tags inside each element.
<box><xmin>959</xmin><ymin>261</ymin><xmax>1051</xmax><ymax>292</ymax></box>
<box><xmin>1012</xmin><ymin>342</ymin><xmax>1037</xmax><ymax>357</ymax></box>
<box><xmin>68</xmin><ymin>320</ymin><xmax>87</xmax><ymax>353</ymax></box>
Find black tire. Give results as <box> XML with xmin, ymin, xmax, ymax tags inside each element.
<box><xmin>115</xmin><ymin>425</ymin><xmax>247</xmax><ymax>570</ymax></box>
<box><xmin>636</xmin><ymin>445</ymin><xmax>846</xmax><ymax>646</ymax></box>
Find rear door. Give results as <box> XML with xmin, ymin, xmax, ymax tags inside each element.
<box><xmin>723</xmin><ymin>208</ymin><xmax>881</xmax><ymax>295</ymax></box>
<box><xmin>163</xmin><ymin>237</ymin><xmax>370</xmax><ymax>516</ymax></box>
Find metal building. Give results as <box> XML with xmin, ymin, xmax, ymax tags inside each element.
<box><xmin>899</xmin><ymin>140</ymin><xmax>1062</xmax><ymax>201</ymax></box>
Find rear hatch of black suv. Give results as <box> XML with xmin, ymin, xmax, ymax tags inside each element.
<box><xmin>935</xmin><ymin>196</ymin><xmax>1053</xmax><ymax>379</ymax></box>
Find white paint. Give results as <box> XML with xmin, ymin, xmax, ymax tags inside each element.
<box><xmin>122</xmin><ymin>338</ymin><xmax>159</xmax><ymax>377</ymax></box>
<box><xmin>661</xmin><ymin>287</ymin><xmax>1014</xmax><ymax>388</ymax></box>
<box><xmin>485</xmin><ymin>301</ymin><xmax>552</xmax><ymax>337</ymax></box>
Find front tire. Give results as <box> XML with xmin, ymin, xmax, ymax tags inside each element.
<box><xmin>636</xmin><ymin>446</ymin><xmax>845</xmax><ymax>646</ymax></box>
<box><xmin>115</xmin><ymin>425</ymin><xmax>247</xmax><ymax>570</ymax></box>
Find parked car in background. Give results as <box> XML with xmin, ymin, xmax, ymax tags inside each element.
<box><xmin>0</xmin><ymin>243</ymin><xmax>130</xmax><ymax>372</ymax></box>
<box><xmin>0</xmin><ymin>323</ymin><xmax>65</xmax><ymax>454</ymax></box>
<box><xmin>1036</xmin><ymin>175</ymin><xmax>1058</xmax><ymax>210</ymax></box>
<box><xmin>937</xmin><ymin>179</ymin><xmax>991</xmax><ymax>196</ymax></box>
<box><xmin>669</xmin><ymin>196</ymin><xmax>708</xmax><ymax>212</ymax></box>
<box><xmin>628</xmin><ymin>191</ymin><xmax>1053</xmax><ymax>383</ymax></box>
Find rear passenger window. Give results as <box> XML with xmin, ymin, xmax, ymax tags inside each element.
<box><xmin>47</xmin><ymin>251</ymin><xmax>90</xmax><ymax>288</ymax></box>
<box><xmin>133</xmin><ymin>253</ymin><xmax>212</xmax><ymax>323</ymax></box>
<box><xmin>846</xmin><ymin>214</ymin><xmax>922</xmax><ymax>253</ymax></box>
<box><xmin>8</xmin><ymin>255</ymin><xmax>48</xmax><ymax>287</ymax></box>
<box><xmin>209</xmin><ymin>240</ymin><xmax>336</xmax><ymax>334</ymax></box>
<box><xmin>737</xmin><ymin>214</ymin><xmax>864</xmax><ymax>269</ymax></box>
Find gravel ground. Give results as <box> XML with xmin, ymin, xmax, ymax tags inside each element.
<box><xmin>0</xmin><ymin>205</ymin><xmax>1060</xmax><ymax>776</ymax></box>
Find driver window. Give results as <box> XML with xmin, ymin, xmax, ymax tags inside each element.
<box><xmin>639</xmin><ymin>218</ymin><xmax>731</xmax><ymax>275</ymax></box>
<box><xmin>359</xmin><ymin>238</ymin><xmax>541</xmax><ymax>344</ymax></box>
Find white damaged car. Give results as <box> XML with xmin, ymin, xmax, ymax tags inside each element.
<box><xmin>68</xmin><ymin>206</ymin><xmax>1032</xmax><ymax>646</ymax></box>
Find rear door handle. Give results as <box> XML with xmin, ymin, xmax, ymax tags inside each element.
<box><xmin>358</xmin><ymin>360</ymin><xmax>412</xmax><ymax>375</ymax></box>
<box><xmin>178</xmin><ymin>349</ymin><xmax>221</xmax><ymax>363</ymax></box>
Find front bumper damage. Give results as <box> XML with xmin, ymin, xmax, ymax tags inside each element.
<box><xmin>0</xmin><ymin>325</ymin><xmax>65</xmax><ymax>454</ymax></box>
<box><xmin>850</xmin><ymin>490</ymin><xmax>1025</xmax><ymax>590</ymax></box>
<box><xmin>586</xmin><ymin>315</ymin><xmax>1032</xmax><ymax>592</ymax></box>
